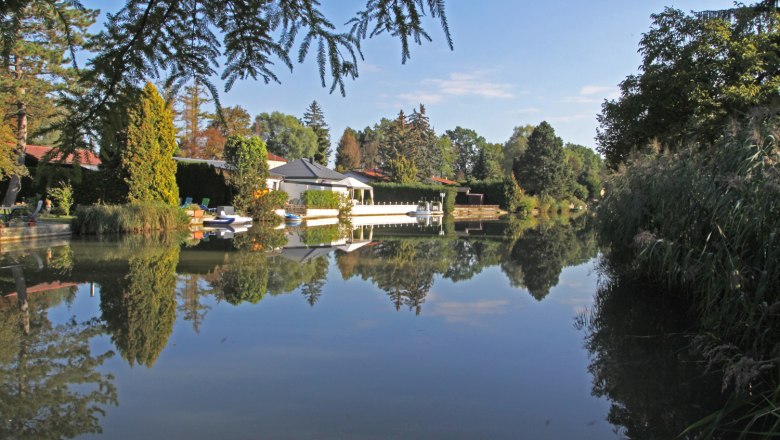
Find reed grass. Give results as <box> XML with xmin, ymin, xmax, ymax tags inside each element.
<box><xmin>74</xmin><ymin>202</ymin><xmax>190</xmax><ymax>234</ymax></box>
<box><xmin>597</xmin><ymin>123</ymin><xmax>780</xmax><ymax>437</ymax></box>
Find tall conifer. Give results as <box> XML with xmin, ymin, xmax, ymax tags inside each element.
<box><xmin>122</xmin><ymin>82</ymin><xmax>179</xmax><ymax>205</ymax></box>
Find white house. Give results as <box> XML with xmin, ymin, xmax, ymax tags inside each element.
<box><xmin>268</xmin><ymin>158</ymin><xmax>374</xmax><ymax>203</ymax></box>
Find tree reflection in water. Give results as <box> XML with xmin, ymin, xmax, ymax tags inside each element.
<box><xmin>100</xmin><ymin>239</ymin><xmax>180</xmax><ymax>368</ymax></box>
<box><xmin>0</xmin><ymin>288</ymin><xmax>117</xmax><ymax>439</ymax></box>
<box><xmin>577</xmin><ymin>274</ymin><xmax>727</xmax><ymax>439</ymax></box>
<box><xmin>336</xmin><ymin>214</ymin><xmax>599</xmax><ymax>312</ymax></box>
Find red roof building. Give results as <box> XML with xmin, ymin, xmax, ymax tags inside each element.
<box><xmin>430</xmin><ymin>176</ymin><xmax>458</xmax><ymax>185</ymax></box>
<box><xmin>24</xmin><ymin>145</ymin><xmax>102</xmax><ymax>170</ymax></box>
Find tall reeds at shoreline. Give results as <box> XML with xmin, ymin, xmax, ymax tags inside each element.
<box><xmin>597</xmin><ymin>123</ymin><xmax>780</xmax><ymax>436</ymax></box>
<box><xmin>74</xmin><ymin>202</ymin><xmax>190</xmax><ymax>234</ymax></box>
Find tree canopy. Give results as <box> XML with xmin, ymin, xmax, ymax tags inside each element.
<box><xmin>596</xmin><ymin>4</ymin><xmax>780</xmax><ymax>167</ymax></box>
<box><xmin>514</xmin><ymin>121</ymin><xmax>571</xmax><ymax>198</ymax></box>
<box><xmin>253</xmin><ymin>111</ymin><xmax>317</xmax><ymax>160</ymax></box>
<box><xmin>0</xmin><ymin>1</ymin><xmax>96</xmax><ymax>205</ymax></box>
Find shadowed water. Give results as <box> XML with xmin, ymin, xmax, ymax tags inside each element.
<box><xmin>0</xmin><ymin>216</ymin><xmax>724</xmax><ymax>439</ymax></box>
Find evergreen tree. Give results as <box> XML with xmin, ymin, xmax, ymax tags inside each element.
<box><xmin>357</xmin><ymin>125</ymin><xmax>383</xmax><ymax>170</ymax></box>
<box><xmin>45</xmin><ymin>1</ymin><xmax>450</xmax><ymax>163</ymax></box>
<box><xmin>177</xmin><ymin>80</ymin><xmax>212</xmax><ymax>157</ymax></box>
<box><xmin>122</xmin><ymin>82</ymin><xmax>179</xmax><ymax>205</ymax></box>
<box><xmin>514</xmin><ymin>121</ymin><xmax>571</xmax><ymax>198</ymax></box>
<box><xmin>381</xmin><ymin>110</ymin><xmax>408</xmax><ymax>167</ymax></box>
<box><xmin>387</xmin><ymin>156</ymin><xmax>418</xmax><ymax>184</ymax></box>
<box><xmin>335</xmin><ymin>128</ymin><xmax>361</xmax><ymax>172</ymax></box>
<box><xmin>406</xmin><ymin>104</ymin><xmax>439</xmax><ymax>180</ymax></box>
<box><xmin>0</xmin><ymin>2</ymin><xmax>97</xmax><ymax>205</ymax></box>
<box><xmin>303</xmin><ymin>101</ymin><xmax>331</xmax><ymax>165</ymax></box>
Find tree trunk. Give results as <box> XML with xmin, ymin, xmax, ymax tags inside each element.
<box><xmin>2</xmin><ymin>56</ymin><xmax>27</xmax><ymax>207</ymax></box>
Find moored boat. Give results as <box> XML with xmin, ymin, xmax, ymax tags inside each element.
<box><xmin>203</xmin><ymin>206</ymin><xmax>253</xmax><ymax>226</ymax></box>
<box><xmin>408</xmin><ymin>200</ymin><xmax>444</xmax><ymax>216</ymax></box>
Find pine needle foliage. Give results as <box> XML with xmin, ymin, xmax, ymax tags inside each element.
<box><xmin>38</xmin><ymin>0</ymin><xmax>451</xmax><ymax>159</ymax></box>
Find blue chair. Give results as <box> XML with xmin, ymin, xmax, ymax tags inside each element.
<box><xmin>181</xmin><ymin>197</ymin><xmax>193</xmax><ymax>208</ymax></box>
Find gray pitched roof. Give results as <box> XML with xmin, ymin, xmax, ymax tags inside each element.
<box><xmin>269</xmin><ymin>158</ymin><xmax>347</xmax><ymax>180</ymax></box>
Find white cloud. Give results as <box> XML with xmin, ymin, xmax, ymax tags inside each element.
<box><xmin>396</xmin><ymin>71</ymin><xmax>515</xmax><ymax>104</ymax></box>
<box><xmin>428</xmin><ymin>299</ymin><xmax>510</xmax><ymax>325</ymax></box>
<box><xmin>513</xmin><ymin>107</ymin><xmax>541</xmax><ymax>115</ymax></box>
<box><xmin>549</xmin><ymin>112</ymin><xmax>593</xmax><ymax>123</ymax></box>
<box><xmin>563</xmin><ymin>85</ymin><xmax>620</xmax><ymax>104</ymax></box>
<box><xmin>579</xmin><ymin>85</ymin><xmax>616</xmax><ymax>96</ymax></box>
<box><xmin>361</xmin><ymin>63</ymin><xmax>383</xmax><ymax>74</ymax></box>
<box><xmin>397</xmin><ymin>92</ymin><xmax>445</xmax><ymax>104</ymax></box>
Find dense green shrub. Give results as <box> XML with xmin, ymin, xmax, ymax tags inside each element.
<box><xmin>176</xmin><ymin>162</ymin><xmax>232</xmax><ymax>206</ymax></box>
<box><xmin>74</xmin><ymin>202</ymin><xmax>190</xmax><ymax>234</ymax></box>
<box><xmin>301</xmin><ymin>189</ymin><xmax>340</xmax><ymax>209</ymax></box>
<box><xmin>254</xmin><ymin>190</ymin><xmax>287</xmax><ymax>221</ymax></box>
<box><xmin>223</xmin><ymin>135</ymin><xmax>269</xmax><ymax>217</ymax></box>
<box><xmin>48</xmin><ymin>183</ymin><xmax>73</xmax><ymax>216</ymax></box>
<box><xmin>371</xmin><ymin>182</ymin><xmax>456</xmax><ymax>213</ymax></box>
<box><xmin>465</xmin><ymin>177</ymin><xmax>525</xmax><ymax>212</ymax></box>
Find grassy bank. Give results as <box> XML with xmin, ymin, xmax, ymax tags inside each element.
<box><xmin>597</xmin><ymin>125</ymin><xmax>780</xmax><ymax>435</ymax></box>
<box><xmin>74</xmin><ymin>202</ymin><xmax>190</xmax><ymax>234</ymax></box>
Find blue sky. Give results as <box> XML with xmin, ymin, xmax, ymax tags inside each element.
<box><xmin>82</xmin><ymin>1</ymin><xmax>736</xmax><ymax>151</ymax></box>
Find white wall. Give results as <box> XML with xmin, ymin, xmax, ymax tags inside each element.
<box><xmin>279</xmin><ymin>181</ymin><xmax>348</xmax><ymax>201</ymax></box>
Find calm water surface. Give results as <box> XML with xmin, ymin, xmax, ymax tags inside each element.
<box><xmin>0</xmin><ymin>216</ymin><xmax>695</xmax><ymax>439</ymax></box>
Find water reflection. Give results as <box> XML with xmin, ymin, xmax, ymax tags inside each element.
<box><xmin>0</xmin><ymin>215</ymin><xmax>603</xmax><ymax>439</ymax></box>
<box><xmin>578</xmin><ymin>273</ymin><xmax>727</xmax><ymax>439</ymax></box>
<box><xmin>99</xmin><ymin>239</ymin><xmax>179</xmax><ymax>368</ymax></box>
<box><xmin>0</xmin><ymin>252</ymin><xmax>116</xmax><ymax>439</ymax></box>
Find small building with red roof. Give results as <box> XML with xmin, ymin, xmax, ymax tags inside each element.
<box><xmin>24</xmin><ymin>144</ymin><xmax>102</xmax><ymax>171</ymax></box>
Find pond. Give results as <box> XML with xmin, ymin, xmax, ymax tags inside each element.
<box><xmin>0</xmin><ymin>215</ymin><xmax>724</xmax><ymax>439</ymax></box>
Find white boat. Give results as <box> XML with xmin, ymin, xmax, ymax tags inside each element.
<box><xmin>204</xmin><ymin>225</ymin><xmax>250</xmax><ymax>239</ymax></box>
<box><xmin>408</xmin><ymin>200</ymin><xmax>444</xmax><ymax>216</ymax></box>
<box><xmin>203</xmin><ymin>206</ymin><xmax>253</xmax><ymax>226</ymax></box>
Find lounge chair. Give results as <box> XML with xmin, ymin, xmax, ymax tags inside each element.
<box><xmin>23</xmin><ymin>200</ymin><xmax>43</xmax><ymax>223</ymax></box>
<box><xmin>181</xmin><ymin>197</ymin><xmax>193</xmax><ymax>208</ymax></box>
<box><xmin>199</xmin><ymin>197</ymin><xmax>211</xmax><ymax>211</ymax></box>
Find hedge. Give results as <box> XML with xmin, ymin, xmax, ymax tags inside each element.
<box><xmin>176</xmin><ymin>162</ymin><xmax>232</xmax><ymax>207</ymax></box>
<box><xmin>301</xmin><ymin>189</ymin><xmax>340</xmax><ymax>209</ymax></box>
<box><xmin>371</xmin><ymin>182</ymin><xmax>457</xmax><ymax>214</ymax></box>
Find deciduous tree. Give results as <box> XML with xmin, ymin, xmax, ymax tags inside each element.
<box><xmin>445</xmin><ymin>126</ymin><xmax>485</xmax><ymax>179</ymax></box>
<box><xmin>335</xmin><ymin>128</ymin><xmax>361</xmax><ymax>172</ymax></box>
<box><xmin>596</xmin><ymin>5</ymin><xmax>780</xmax><ymax>167</ymax></box>
<box><xmin>253</xmin><ymin>112</ymin><xmax>317</xmax><ymax>160</ymax></box>
<box><xmin>223</xmin><ymin>135</ymin><xmax>269</xmax><ymax>216</ymax></box>
<box><xmin>503</xmin><ymin>124</ymin><xmax>534</xmax><ymax>176</ymax></box>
